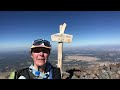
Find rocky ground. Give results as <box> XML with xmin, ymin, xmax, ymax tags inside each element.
<box><xmin>62</xmin><ymin>62</ymin><xmax>120</xmax><ymax>79</ymax></box>
<box><xmin>0</xmin><ymin>71</ymin><xmax>11</xmax><ymax>79</ymax></box>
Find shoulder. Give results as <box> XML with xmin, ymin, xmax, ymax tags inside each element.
<box><xmin>16</xmin><ymin>67</ymin><xmax>29</xmax><ymax>73</ymax></box>
<box><xmin>52</xmin><ymin>67</ymin><xmax>61</xmax><ymax>79</ymax></box>
<box><xmin>14</xmin><ymin>67</ymin><xmax>29</xmax><ymax>79</ymax></box>
<box><xmin>52</xmin><ymin>67</ymin><xmax>60</xmax><ymax>72</ymax></box>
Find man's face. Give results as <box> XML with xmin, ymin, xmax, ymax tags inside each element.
<box><xmin>31</xmin><ymin>47</ymin><xmax>50</xmax><ymax>68</ymax></box>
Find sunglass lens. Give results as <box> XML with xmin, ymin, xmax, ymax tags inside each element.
<box><xmin>43</xmin><ymin>40</ymin><xmax>50</xmax><ymax>47</ymax></box>
<box><xmin>33</xmin><ymin>39</ymin><xmax>51</xmax><ymax>47</ymax></box>
<box><xmin>32</xmin><ymin>48</ymin><xmax>49</xmax><ymax>53</ymax></box>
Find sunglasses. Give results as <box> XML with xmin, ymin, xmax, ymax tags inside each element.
<box><xmin>32</xmin><ymin>39</ymin><xmax>51</xmax><ymax>47</ymax></box>
<box><xmin>32</xmin><ymin>47</ymin><xmax>50</xmax><ymax>53</ymax></box>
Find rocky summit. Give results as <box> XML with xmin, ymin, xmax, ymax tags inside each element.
<box><xmin>62</xmin><ymin>63</ymin><xmax>120</xmax><ymax>79</ymax></box>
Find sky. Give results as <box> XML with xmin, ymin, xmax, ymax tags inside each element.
<box><xmin>0</xmin><ymin>11</ymin><xmax>120</xmax><ymax>51</ymax></box>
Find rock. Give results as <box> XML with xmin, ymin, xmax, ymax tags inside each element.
<box><xmin>64</xmin><ymin>62</ymin><xmax>120</xmax><ymax>79</ymax></box>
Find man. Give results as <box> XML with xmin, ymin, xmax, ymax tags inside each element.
<box><xmin>9</xmin><ymin>39</ymin><xmax>61</xmax><ymax>79</ymax></box>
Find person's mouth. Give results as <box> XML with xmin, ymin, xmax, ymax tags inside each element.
<box><xmin>37</xmin><ymin>58</ymin><xmax>45</xmax><ymax>60</ymax></box>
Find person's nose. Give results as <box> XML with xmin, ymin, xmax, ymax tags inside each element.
<box><xmin>38</xmin><ymin>51</ymin><xmax>44</xmax><ymax>56</ymax></box>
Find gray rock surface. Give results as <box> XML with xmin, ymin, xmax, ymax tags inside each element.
<box><xmin>62</xmin><ymin>63</ymin><xmax>120</xmax><ymax>79</ymax></box>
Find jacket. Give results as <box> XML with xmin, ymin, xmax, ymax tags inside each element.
<box><xmin>9</xmin><ymin>62</ymin><xmax>61</xmax><ymax>79</ymax></box>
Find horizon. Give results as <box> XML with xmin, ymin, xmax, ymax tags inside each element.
<box><xmin>1</xmin><ymin>44</ymin><xmax>120</xmax><ymax>53</ymax></box>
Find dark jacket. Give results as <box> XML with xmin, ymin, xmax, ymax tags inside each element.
<box><xmin>13</xmin><ymin>62</ymin><xmax>61</xmax><ymax>79</ymax></box>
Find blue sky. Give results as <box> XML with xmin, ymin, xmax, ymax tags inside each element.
<box><xmin>0</xmin><ymin>11</ymin><xmax>120</xmax><ymax>51</ymax></box>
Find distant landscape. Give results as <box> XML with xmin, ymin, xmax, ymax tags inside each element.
<box><xmin>0</xmin><ymin>45</ymin><xmax>120</xmax><ymax>79</ymax></box>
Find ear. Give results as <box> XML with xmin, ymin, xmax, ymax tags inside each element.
<box><xmin>31</xmin><ymin>54</ymin><xmax>33</xmax><ymax>58</ymax></box>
